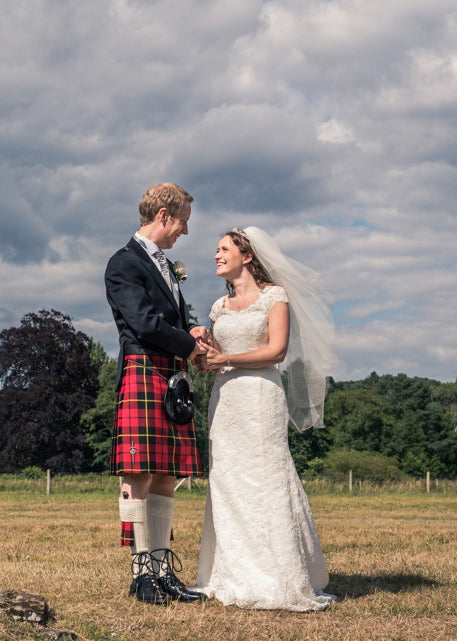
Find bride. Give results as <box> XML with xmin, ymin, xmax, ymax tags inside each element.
<box><xmin>197</xmin><ymin>226</ymin><xmax>337</xmax><ymax>611</ymax></box>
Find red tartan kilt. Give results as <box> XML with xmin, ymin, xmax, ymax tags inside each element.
<box><xmin>109</xmin><ymin>354</ymin><xmax>203</xmax><ymax>477</ymax></box>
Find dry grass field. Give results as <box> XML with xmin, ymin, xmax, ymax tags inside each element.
<box><xmin>1</xmin><ymin>481</ymin><xmax>457</xmax><ymax>641</ymax></box>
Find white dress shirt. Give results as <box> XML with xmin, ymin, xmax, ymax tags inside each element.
<box><xmin>133</xmin><ymin>231</ymin><xmax>180</xmax><ymax>305</ymax></box>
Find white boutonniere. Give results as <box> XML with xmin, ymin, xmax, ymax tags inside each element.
<box><xmin>172</xmin><ymin>260</ymin><xmax>187</xmax><ymax>282</ymax></box>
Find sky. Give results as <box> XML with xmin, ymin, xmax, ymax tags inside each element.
<box><xmin>1</xmin><ymin>0</ymin><xmax>456</xmax><ymax>382</ymax></box>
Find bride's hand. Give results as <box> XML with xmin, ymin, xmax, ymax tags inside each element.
<box><xmin>201</xmin><ymin>342</ymin><xmax>227</xmax><ymax>370</ymax></box>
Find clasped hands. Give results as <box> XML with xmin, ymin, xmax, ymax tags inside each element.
<box><xmin>189</xmin><ymin>326</ymin><xmax>225</xmax><ymax>371</ymax></box>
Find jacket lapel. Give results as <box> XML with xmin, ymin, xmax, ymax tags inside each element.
<box><xmin>126</xmin><ymin>237</ymin><xmax>181</xmax><ymax>315</ymax></box>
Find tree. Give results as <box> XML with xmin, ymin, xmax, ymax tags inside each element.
<box><xmin>81</xmin><ymin>357</ymin><xmax>117</xmax><ymax>471</ymax></box>
<box><xmin>291</xmin><ymin>371</ymin><xmax>457</xmax><ymax>478</ymax></box>
<box><xmin>324</xmin><ymin>388</ymin><xmax>394</xmax><ymax>453</ymax></box>
<box><xmin>427</xmin><ymin>383</ymin><xmax>457</xmax><ymax>476</ymax></box>
<box><xmin>189</xmin><ymin>362</ymin><xmax>215</xmax><ymax>475</ymax></box>
<box><xmin>0</xmin><ymin>310</ymin><xmax>99</xmax><ymax>473</ymax></box>
<box><xmin>288</xmin><ymin>424</ymin><xmax>331</xmax><ymax>476</ymax></box>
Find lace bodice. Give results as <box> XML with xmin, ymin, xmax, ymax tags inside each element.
<box><xmin>209</xmin><ymin>285</ymin><xmax>288</xmax><ymax>356</ymax></box>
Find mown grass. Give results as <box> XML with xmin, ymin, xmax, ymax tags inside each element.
<box><xmin>1</xmin><ymin>479</ymin><xmax>457</xmax><ymax>641</ymax></box>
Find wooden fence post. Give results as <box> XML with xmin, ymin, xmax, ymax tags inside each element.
<box><xmin>349</xmin><ymin>470</ymin><xmax>353</xmax><ymax>493</ymax></box>
<box><xmin>46</xmin><ymin>469</ymin><xmax>51</xmax><ymax>495</ymax></box>
<box><xmin>426</xmin><ymin>470</ymin><xmax>430</xmax><ymax>493</ymax></box>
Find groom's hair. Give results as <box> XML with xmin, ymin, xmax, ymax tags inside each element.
<box><xmin>139</xmin><ymin>183</ymin><xmax>193</xmax><ymax>225</ymax></box>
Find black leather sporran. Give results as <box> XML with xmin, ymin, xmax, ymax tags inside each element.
<box><xmin>164</xmin><ymin>371</ymin><xmax>195</xmax><ymax>424</ymax></box>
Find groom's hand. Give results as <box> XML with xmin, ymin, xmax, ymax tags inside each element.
<box><xmin>190</xmin><ymin>325</ymin><xmax>212</xmax><ymax>344</ymax></box>
<box><xmin>188</xmin><ymin>340</ymin><xmax>206</xmax><ymax>362</ymax></box>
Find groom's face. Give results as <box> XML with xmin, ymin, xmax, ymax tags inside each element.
<box><xmin>160</xmin><ymin>202</ymin><xmax>191</xmax><ymax>249</ymax></box>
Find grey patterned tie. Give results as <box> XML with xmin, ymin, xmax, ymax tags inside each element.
<box><xmin>154</xmin><ymin>249</ymin><xmax>173</xmax><ymax>290</ymax></box>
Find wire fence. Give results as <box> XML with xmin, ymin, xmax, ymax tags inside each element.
<box><xmin>0</xmin><ymin>471</ymin><xmax>455</xmax><ymax>496</ymax></box>
<box><xmin>302</xmin><ymin>474</ymin><xmax>453</xmax><ymax>496</ymax></box>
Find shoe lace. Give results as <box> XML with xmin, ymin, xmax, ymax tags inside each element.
<box><xmin>150</xmin><ymin>548</ymin><xmax>184</xmax><ymax>587</ymax></box>
<box><xmin>131</xmin><ymin>551</ymin><xmax>155</xmax><ymax>577</ymax></box>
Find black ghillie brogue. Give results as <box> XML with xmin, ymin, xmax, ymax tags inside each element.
<box><xmin>129</xmin><ymin>551</ymin><xmax>171</xmax><ymax>605</ymax></box>
<box><xmin>151</xmin><ymin>548</ymin><xmax>207</xmax><ymax>603</ymax></box>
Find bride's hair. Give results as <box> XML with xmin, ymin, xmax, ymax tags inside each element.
<box><xmin>224</xmin><ymin>230</ymin><xmax>274</xmax><ymax>293</ymax></box>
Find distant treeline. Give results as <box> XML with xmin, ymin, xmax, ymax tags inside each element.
<box><xmin>289</xmin><ymin>372</ymin><xmax>457</xmax><ymax>479</ymax></box>
<box><xmin>0</xmin><ymin>310</ymin><xmax>456</xmax><ymax>478</ymax></box>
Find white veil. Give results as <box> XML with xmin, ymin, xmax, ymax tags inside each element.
<box><xmin>241</xmin><ymin>226</ymin><xmax>336</xmax><ymax>431</ymax></box>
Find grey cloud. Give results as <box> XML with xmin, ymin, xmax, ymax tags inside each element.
<box><xmin>0</xmin><ymin>167</ymin><xmax>59</xmax><ymax>263</ymax></box>
<box><xmin>336</xmin><ymin>313</ymin><xmax>457</xmax><ymax>382</ymax></box>
<box><xmin>172</xmin><ymin>103</ymin><xmax>348</xmax><ymax>214</ymax></box>
<box><xmin>0</xmin><ymin>0</ymin><xmax>456</xmax><ymax>382</ymax></box>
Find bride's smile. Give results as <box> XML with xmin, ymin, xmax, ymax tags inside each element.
<box><xmin>215</xmin><ymin>235</ymin><xmax>251</xmax><ymax>280</ymax></box>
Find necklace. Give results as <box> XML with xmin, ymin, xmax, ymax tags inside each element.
<box><xmin>231</xmin><ymin>293</ymin><xmax>244</xmax><ymax>311</ymax></box>
<box><xmin>231</xmin><ymin>288</ymin><xmax>260</xmax><ymax>311</ymax></box>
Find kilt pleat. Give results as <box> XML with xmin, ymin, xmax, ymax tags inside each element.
<box><xmin>109</xmin><ymin>354</ymin><xmax>203</xmax><ymax>477</ymax></box>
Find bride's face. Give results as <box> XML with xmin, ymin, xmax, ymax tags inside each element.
<box><xmin>215</xmin><ymin>235</ymin><xmax>246</xmax><ymax>279</ymax></box>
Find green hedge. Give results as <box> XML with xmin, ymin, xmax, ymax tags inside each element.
<box><xmin>306</xmin><ymin>448</ymin><xmax>404</xmax><ymax>483</ymax></box>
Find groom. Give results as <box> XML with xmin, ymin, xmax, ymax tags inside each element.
<box><xmin>105</xmin><ymin>182</ymin><xmax>208</xmax><ymax>605</ymax></box>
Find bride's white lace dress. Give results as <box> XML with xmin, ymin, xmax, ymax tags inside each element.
<box><xmin>197</xmin><ymin>286</ymin><xmax>335</xmax><ymax>611</ymax></box>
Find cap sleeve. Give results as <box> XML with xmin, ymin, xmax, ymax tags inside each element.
<box><xmin>264</xmin><ymin>285</ymin><xmax>289</xmax><ymax>311</ymax></box>
<box><xmin>209</xmin><ymin>296</ymin><xmax>225</xmax><ymax>322</ymax></box>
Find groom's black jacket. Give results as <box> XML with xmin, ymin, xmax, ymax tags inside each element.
<box><xmin>105</xmin><ymin>237</ymin><xmax>196</xmax><ymax>391</ymax></box>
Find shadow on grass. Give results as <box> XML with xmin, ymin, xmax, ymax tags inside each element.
<box><xmin>328</xmin><ymin>572</ymin><xmax>440</xmax><ymax>599</ymax></box>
